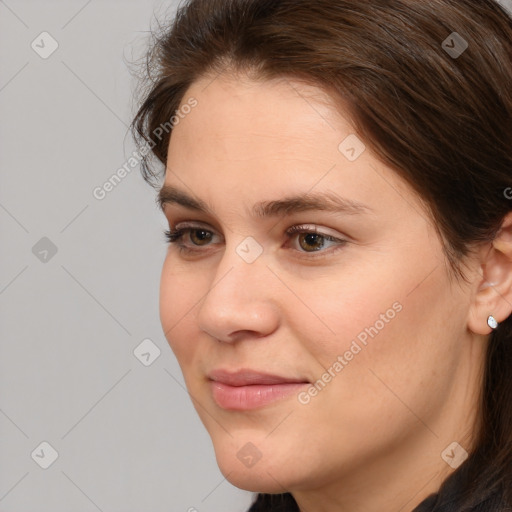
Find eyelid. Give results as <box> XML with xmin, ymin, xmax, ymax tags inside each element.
<box><xmin>286</xmin><ymin>223</ymin><xmax>346</xmax><ymax>240</ymax></box>
<box><xmin>171</xmin><ymin>221</ymin><xmax>345</xmax><ymax>239</ymax></box>
<box><xmin>173</xmin><ymin>220</ymin><xmax>220</xmax><ymax>232</ymax></box>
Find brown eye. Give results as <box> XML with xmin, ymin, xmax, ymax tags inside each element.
<box><xmin>285</xmin><ymin>224</ymin><xmax>348</xmax><ymax>258</ymax></box>
<box><xmin>189</xmin><ymin>229</ymin><xmax>213</xmax><ymax>246</ymax></box>
<box><xmin>297</xmin><ymin>232</ymin><xmax>325</xmax><ymax>252</ymax></box>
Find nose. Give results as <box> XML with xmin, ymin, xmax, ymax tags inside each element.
<box><xmin>196</xmin><ymin>240</ymin><xmax>280</xmax><ymax>343</ymax></box>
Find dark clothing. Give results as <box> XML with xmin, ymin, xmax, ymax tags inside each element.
<box><xmin>247</xmin><ymin>465</ymin><xmax>508</xmax><ymax>512</ymax></box>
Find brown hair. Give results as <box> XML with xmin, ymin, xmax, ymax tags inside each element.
<box><xmin>130</xmin><ymin>1</ymin><xmax>512</xmax><ymax>510</ymax></box>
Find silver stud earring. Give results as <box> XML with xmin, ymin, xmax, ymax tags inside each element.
<box><xmin>487</xmin><ymin>315</ymin><xmax>498</xmax><ymax>330</ymax></box>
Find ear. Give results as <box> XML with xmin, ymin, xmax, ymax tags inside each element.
<box><xmin>467</xmin><ymin>211</ymin><xmax>512</xmax><ymax>335</ymax></box>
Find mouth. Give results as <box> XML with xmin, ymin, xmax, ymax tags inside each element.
<box><xmin>207</xmin><ymin>368</ymin><xmax>310</xmax><ymax>410</ymax></box>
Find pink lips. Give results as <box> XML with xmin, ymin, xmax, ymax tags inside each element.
<box><xmin>208</xmin><ymin>369</ymin><xmax>310</xmax><ymax>410</ymax></box>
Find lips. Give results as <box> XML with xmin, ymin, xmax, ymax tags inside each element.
<box><xmin>207</xmin><ymin>369</ymin><xmax>311</xmax><ymax>410</ymax></box>
<box><xmin>207</xmin><ymin>368</ymin><xmax>310</xmax><ymax>386</ymax></box>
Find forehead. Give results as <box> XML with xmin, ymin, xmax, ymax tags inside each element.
<box><xmin>172</xmin><ymin>71</ymin><xmax>348</xmax><ymax>148</ymax></box>
<box><xmin>163</xmin><ymin>72</ymin><xmax>426</xmax><ymax>225</ymax></box>
<box><xmin>167</xmin><ymin>74</ymin><xmax>358</xmax><ymax>178</ymax></box>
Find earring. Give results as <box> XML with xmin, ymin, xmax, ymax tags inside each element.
<box><xmin>487</xmin><ymin>315</ymin><xmax>498</xmax><ymax>330</ymax></box>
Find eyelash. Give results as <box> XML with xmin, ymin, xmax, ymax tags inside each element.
<box><xmin>163</xmin><ymin>224</ymin><xmax>348</xmax><ymax>259</ymax></box>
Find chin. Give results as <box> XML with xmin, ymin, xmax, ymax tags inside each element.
<box><xmin>221</xmin><ymin>464</ymin><xmax>292</xmax><ymax>493</ymax></box>
<box><xmin>211</xmin><ymin>440</ymin><xmax>300</xmax><ymax>493</ymax></box>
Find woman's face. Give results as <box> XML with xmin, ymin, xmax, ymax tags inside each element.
<box><xmin>159</xmin><ymin>72</ymin><xmax>485</xmax><ymax>497</ymax></box>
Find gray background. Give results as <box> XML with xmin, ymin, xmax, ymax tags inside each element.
<box><xmin>0</xmin><ymin>1</ymin><xmax>253</xmax><ymax>510</ymax></box>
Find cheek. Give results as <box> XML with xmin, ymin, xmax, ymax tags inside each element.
<box><xmin>159</xmin><ymin>257</ymin><xmax>202</xmax><ymax>361</ymax></box>
<box><xmin>284</xmin><ymin>259</ymin><xmax>403</xmax><ymax>363</ymax></box>
<box><xmin>290</xmin><ymin>250</ymin><xmax>456</xmax><ymax>410</ymax></box>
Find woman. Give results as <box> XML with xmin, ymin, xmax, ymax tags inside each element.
<box><xmin>130</xmin><ymin>1</ymin><xmax>512</xmax><ymax>510</ymax></box>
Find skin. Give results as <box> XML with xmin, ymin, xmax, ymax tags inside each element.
<box><xmin>158</xmin><ymin>70</ymin><xmax>512</xmax><ymax>512</ymax></box>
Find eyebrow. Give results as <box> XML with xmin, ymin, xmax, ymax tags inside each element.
<box><xmin>157</xmin><ymin>184</ymin><xmax>373</xmax><ymax>218</ymax></box>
